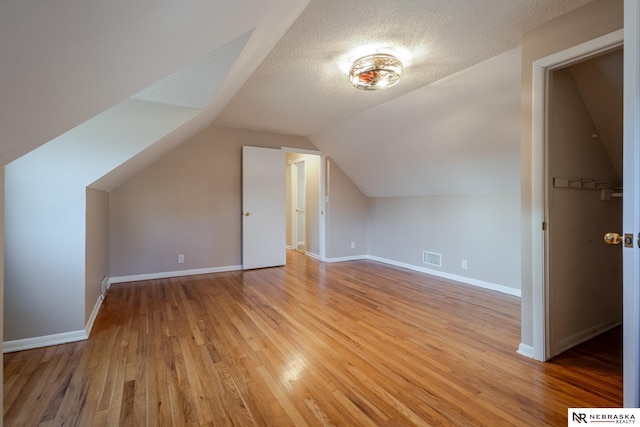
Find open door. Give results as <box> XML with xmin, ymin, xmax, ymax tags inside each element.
<box><xmin>242</xmin><ymin>146</ymin><xmax>285</xmax><ymax>270</ymax></box>
<box><xmin>623</xmin><ymin>0</ymin><xmax>640</xmax><ymax>406</ymax></box>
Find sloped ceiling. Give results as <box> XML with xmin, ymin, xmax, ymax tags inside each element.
<box><xmin>131</xmin><ymin>32</ymin><xmax>253</xmax><ymax>110</ymax></box>
<box><xmin>312</xmin><ymin>48</ymin><xmax>522</xmax><ymax>197</ymax></box>
<box><xmin>0</xmin><ymin>0</ymin><xmax>309</xmax><ymax>165</ymax></box>
<box><xmin>570</xmin><ymin>48</ymin><xmax>624</xmax><ymax>180</ymax></box>
<box><xmin>214</xmin><ymin>0</ymin><xmax>596</xmax><ymax>196</ymax></box>
<box><xmin>1</xmin><ymin>0</ymin><xmax>599</xmax><ymax>197</ymax></box>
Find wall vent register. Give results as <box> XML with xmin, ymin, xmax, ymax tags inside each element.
<box><xmin>423</xmin><ymin>251</ymin><xmax>442</xmax><ymax>267</ymax></box>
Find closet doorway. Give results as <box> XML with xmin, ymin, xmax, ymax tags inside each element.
<box><xmin>545</xmin><ymin>46</ymin><xmax>623</xmax><ymax>358</ymax></box>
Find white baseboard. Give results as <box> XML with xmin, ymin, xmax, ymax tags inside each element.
<box><xmin>305</xmin><ymin>251</ymin><xmax>320</xmax><ymax>260</ymax></box>
<box><xmin>85</xmin><ymin>294</ymin><xmax>104</xmax><ymax>338</ymax></box>
<box><xmin>110</xmin><ymin>265</ymin><xmax>242</xmax><ymax>284</ymax></box>
<box><xmin>4</xmin><ymin>257</ymin><xmax>519</xmax><ymax>353</ymax></box>
<box><xmin>4</xmin><ymin>330</ymin><xmax>88</xmax><ymax>353</ymax></box>
<box><xmin>553</xmin><ymin>319</ymin><xmax>622</xmax><ymax>357</ymax></box>
<box><xmin>367</xmin><ymin>255</ymin><xmax>521</xmax><ymax>297</ymax></box>
<box><xmin>517</xmin><ymin>343</ymin><xmax>535</xmax><ymax>359</ymax></box>
<box><xmin>325</xmin><ymin>255</ymin><xmax>368</xmax><ymax>263</ymax></box>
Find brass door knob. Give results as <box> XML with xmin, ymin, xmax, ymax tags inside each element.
<box><xmin>244</xmin><ymin>211</ymin><xmax>251</xmax><ymax>217</ymax></box>
<box><xmin>604</xmin><ymin>232</ymin><xmax>622</xmax><ymax>245</ymax></box>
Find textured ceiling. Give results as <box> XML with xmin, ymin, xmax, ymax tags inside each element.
<box><xmin>214</xmin><ymin>0</ymin><xmax>595</xmax><ymax>137</ymax></box>
<box><xmin>131</xmin><ymin>31</ymin><xmax>253</xmax><ymax>110</ymax></box>
<box><xmin>1</xmin><ymin>0</ymin><xmax>603</xmax><ymax>198</ymax></box>
<box><xmin>312</xmin><ymin>48</ymin><xmax>522</xmax><ymax>197</ymax></box>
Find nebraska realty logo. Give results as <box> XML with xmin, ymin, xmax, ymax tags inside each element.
<box><xmin>569</xmin><ymin>408</ymin><xmax>639</xmax><ymax>425</ymax></box>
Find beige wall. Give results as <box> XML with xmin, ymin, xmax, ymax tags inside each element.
<box><xmin>109</xmin><ymin>126</ymin><xmax>316</xmax><ymax>277</ymax></box>
<box><xmin>85</xmin><ymin>188</ymin><xmax>109</xmax><ymax>325</ymax></box>
<box><xmin>368</xmin><ymin>193</ymin><xmax>521</xmax><ymax>291</ymax></box>
<box><xmin>520</xmin><ymin>0</ymin><xmax>623</xmax><ymax>346</ymax></box>
<box><xmin>325</xmin><ymin>158</ymin><xmax>368</xmax><ymax>259</ymax></box>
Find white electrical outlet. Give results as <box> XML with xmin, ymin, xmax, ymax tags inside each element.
<box><xmin>351</xmin><ymin>241</ymin><xmax>355</xmax><ymax>249</ymax></box>
<box><xmin>461</xmin><ymin>260</ymin><xmax>468</xmax><ymax>270</ymax></box>
<box><xmin>178</xmin><ymin>254</ymin><xmax>185</xmax><ymax>263</ymax></box>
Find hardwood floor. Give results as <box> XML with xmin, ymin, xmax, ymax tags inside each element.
<box><xmin>4</xmin><ymin>251</ymin><xmax>622</xmax><ymax>426</ymax></box>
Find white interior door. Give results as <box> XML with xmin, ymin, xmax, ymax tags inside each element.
<box><xmin>623</xmin><ymin>0</ymin><xmax>640</xmax><ymax>406</ymax></box>
<box><xmin>242</xmin><ymin>146</ymin><xmax>285</xmax><ymax>270</ymax></box>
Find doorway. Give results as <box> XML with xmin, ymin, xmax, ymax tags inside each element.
<box><xmin>286</xmin><ymin>151</ymin><xmax>322</xmax><ymax>258</ymax></box>
<box><xmin>546</xmin><ymin>48</ymin><xmax>623</xmax><ymax>358</ymax></box>
<box><xmin>292</xmin><ymin>159</ymin><xmax>307</xmax><ymax>252</ymax></box>
<box><xmin>530</xmin><ymin>29</ymin><xmax>624</xmax><ymax>363</ymax></box>
<box><xmin>242</xmin><ymin>147</ymin><xmax>325</xmax><ymax>269</ymax></box>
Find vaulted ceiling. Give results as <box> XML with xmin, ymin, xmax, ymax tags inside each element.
<box><xmin>0</xmin><ymin>0</ymin><xmax>598</xmax><ymax>196</ymax></box>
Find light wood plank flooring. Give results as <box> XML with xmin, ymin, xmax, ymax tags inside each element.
<box><xmin>4</xmin><ymin>251</ymin><xmax>622</xmax><ymax>426</ymax></box>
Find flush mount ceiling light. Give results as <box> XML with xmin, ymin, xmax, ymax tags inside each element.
<box><xmin>349</xmin><ymin>53</ymin><xmax>403</xmax><ymax>90</ymax></box>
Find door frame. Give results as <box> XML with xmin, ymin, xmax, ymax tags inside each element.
<box><xmin>530</xmin><ymin>26</ymin><xmax>640</xmax><ymax>406</ymax></box>
<box><xmin>291</xmin><ymin>158</ymin><xmax>306</xmax><ymax>252</ymax></box>
<box><xmin>283</xmin><ymin>147</ymin><xmax>326</xmax><ymax>261</ymax></box>
<box><xmin>623</xmin><ymin>0</ymin><xmax>640</xmax><ymax>407</ymax></box>
<box><xmin>531</xmin><ymin>29</ymin><xmax>623</xmax><ymax>362</ymax></box>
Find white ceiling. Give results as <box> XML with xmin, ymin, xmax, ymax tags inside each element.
<box><xmin>1</xmin><ymin>0</ymin><xmax>598</xmax><ymax>197</ymax></box>
<box><xmin>214</xmin><ymin>0</ymin><xmax>594</xmax><ymax>136</ymax></box>
<box><xmin>214</xmin><ymin>0</ymin><xmax>595</xmax><ymax>196</ymax></box>
<box><xmin>311</xmin><ymin>48</ymin><xmax>522</xmax><ymax>197</ymax></box>
<box><xmin>0</xmin><ymin>0</ymin><xmax>309</xmax><ymax>165</ymax></box>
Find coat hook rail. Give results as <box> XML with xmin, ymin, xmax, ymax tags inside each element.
<box><xmin>553</xmin><ymin>177</ymin><xmax>609</xmax><ymax>190</ymax></box>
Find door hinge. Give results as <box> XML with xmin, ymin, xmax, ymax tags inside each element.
<box><xmin>542</xmin><ymin>221</ymin><xmax>546</xmax><ymax>231</ymax></box>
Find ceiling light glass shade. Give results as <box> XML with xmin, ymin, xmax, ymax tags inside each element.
<box><xmin>349</xmin><ymin>53</ymin><xmax>403</xmax><ymax>90</ymax></box>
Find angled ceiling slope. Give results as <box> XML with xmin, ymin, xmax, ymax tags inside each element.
<box><xmin>212</xmin><ymin>0</ymin><xmax>596</xmax><ymax>197</ymax></box>
<box><xmin>311</xmin><ymin>48</ymin><xmax>523</xmax><ymax>197</ymax></box>
<box><xmin>0</xmin><ymin>0</ymin><xmax>309</xmax><ymax>165</ymax></box>
<box><xmin>131</xmin><ymin>32</ymin><xmax>253</xmax><ymax>110</ymax></box>
<box><xmin>214</xmin><ymin>0</ymin><xmax>595</xmax><ymax>137</ymax></box>
<box><xmin>90</xmin><ymin>31</ymin><xmax>252</xmax><ymax>192</ymax></box>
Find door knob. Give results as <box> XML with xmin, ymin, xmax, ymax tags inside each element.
<box><xmin>604</xmin><ymin>232</ymin><xmax>622</xmax><ymax>245</ymax></box>
<box><xmin>244</xmin><ymin>211</ymin><xmax>251</xmax><ymax>217</ymax></box>
<box><xmin>604</xmin><ymin>232</ymin><xmax>634</xmax><ymax>247</ymax></box>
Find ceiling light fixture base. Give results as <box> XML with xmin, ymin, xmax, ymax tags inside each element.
<box><xmin>349</xmin><ymin>53</ymin><xmax>403</xmax><ymax>90</ymax></box>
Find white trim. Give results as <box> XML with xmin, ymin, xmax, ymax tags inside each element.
<box><xmin>319</xmin><ymin>154</ymin><xmax>326</xmax><ymax>262</ymax></box>
<box><xmin>530</xmin><ymin>29</ymin><xmax>624</xmax><ymax>362</ymax></box>
<box><xmin>281</xmin><ymin>146</ymin><xmax>322</xmax><ymax>156</ymax></box>
<box><xmin>110</xmin><ymin>265</ymin><xmax>242</xmax><ymax>284</ymax></box>
<box><xmin>4</xmin><ymin>330</ymin><xmax>87</xmax><ymax>353</ymax></box>
<box><xmin>305</xmin><ymin>251</ymin><xmax>320</xmax><ymax>260</ymax></box>
<box><xmin>368</xmin><ymin>255</ymin><xmax>521</xmax><ymax>297</ymax></box>
<box><xmin>533</xmin><ymin>30</ymin><xmax>624</xmax><ymax>71</ymax></box>
<box><xmin>291</xmin><ymin>158</ymin><xmax>306</xmax><ymax>255</ymax></box>
<box><xmin>325</xmin><ymin>255</ymin><xmax>369</xmax><ymax>263</ymax></box>
<box><xmin>517</xmin><ymin>343</ymin><xmax>535</xmax><ymax>359</ymax></box>
<box><xmin>623</xmin><ymin>0</ymin><xmax>640</xmax><ymax>407</ymax></box>
<box><xmin>85</xmin><ymin>295</ymin><xmax>104</xmax><ymax>338</ymax></box>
